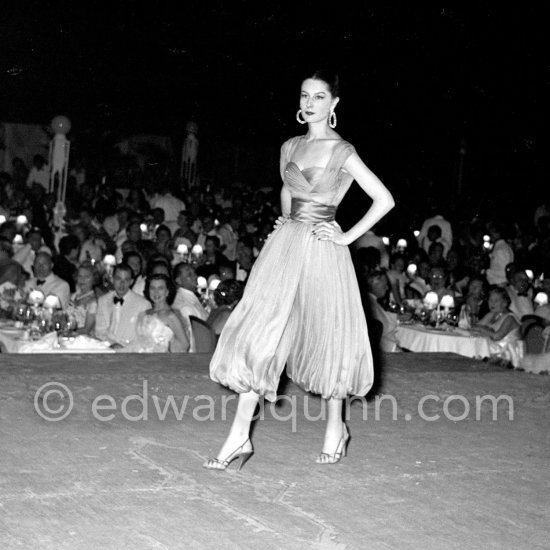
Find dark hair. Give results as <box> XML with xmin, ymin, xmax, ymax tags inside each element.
<box><xmin>214</xmin><ymin>279</ymin><xmax>245</xmax><ymax>306</ymax></box>
<box><xmin>173</xmin><ymin>261</ymin><xmax>196</xmax><ymax>281</ymax></box>
<box><xmin>0</xmin><ymin>236</ymin><xmax>13</xmax><ymax>257</ymax></box>
<box><xmin>59</xmin><ymin>234</ymin><xmax>80</xmax><ymax>256</ymax></box>
<box><xmin>112</xmin><ymin>263</ymin><xmax>133</xmax><ymax>279</ymax></box>
<box><xmin>155</xmin><ymin>224</ymin><xmax>171</xmax><ymax>238</ymax></box>
<box><xmin>144</xmin><ymin>273</ymin><xmax>177</xmax><ymax>305</ymax></box>
<box><xmin>489</xmin><ymin>286</ymin><xmax>511</xmax><ymax>308</ymax></box>
<box><xmin>427</xmin><ymin>224</ymin><xmax>442</xmax><ymax>238</ymax></box>
<box><xmin>304</xmin><ymin>69</ymin><xmax>340</xmax><ymax>97</ymax></box>
<box><xmin>205</xmin><ymin>235</ymin><xmax>221</xmax><ymax>249</ymax></box>
<box><xmin>122</xmin><ymin>251</ymin><xmax>143</xmax><ymax>274</ymax></box>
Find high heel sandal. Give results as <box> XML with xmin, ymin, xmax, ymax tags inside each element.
<box><xmin>203</xmin><ymin>439</ymin><xmax>254</xmax><ymax>471</ymax></box>
<box><xmin>316</xmin><ymin>425</ymin><xmax>350</xmax><ymax>465</ymax></box>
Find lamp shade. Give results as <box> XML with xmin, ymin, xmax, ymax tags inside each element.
<box><xmin>51</xmin><ymin>115</ymin><xmax>71</xmax><ymax>135</ymax></box>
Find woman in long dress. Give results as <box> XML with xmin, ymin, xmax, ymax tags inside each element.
<box><xmin>128</xmin><ymin>273</ymin><xmax>190</xmax><ymax>352</ymax></box>
<box><xmin>204</xmin><ymin>69</ymin><xmax>395</xmax><ymax>470</ymax></box>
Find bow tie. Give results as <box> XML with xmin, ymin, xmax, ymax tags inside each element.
<box><xmin>113</xmin><ymin>296</ymin><xmax>125</xmax><ymax>305</ymax></box>
<box><xmin>36</xmin><ymin>279</ymin><xmax>46</xmax><ymax>286</ymax></box>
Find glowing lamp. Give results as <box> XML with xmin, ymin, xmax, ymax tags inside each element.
<box><xmin>382</xmin><ymin>237</ymin><xmax>390</xmax><ymax>246</ymax></box>
<box><xmin>440</xmin><ymin>295</ymin><xmax>455</xmax><ymax>309</ymax></box>
<box><xmin>525</xmin><ymin>269</ymin><xmax>534</xmax><ymax>281</ymax></box>
<box><xmin>197</xmin><ymin>276</ymin><xmax>207</xmax><ymax>290</ymax></box>
<box><xmin>413</xmin><ymin>230</ymin><xmax>420</xmax><ymax>238</ymax></box>
<box><xmin>28</xmin><ymin>289</ymin><xmax>45</xmax><ymax>306</ymax></box>
<box><xmin>177</xmin><ymin>244</ymin><xmax>188</xmax><ymax>255</ymax></box>
<box><xmin>483</xmin><ymin>242</ymin><xmax>491</xmax><ymax>250</ymax></box>
<box><xmin>423</xmin><ymin>291</ymin><xmax>439</xmax><ymax>309</ymax></box>
<box><xmin>406</xmin><ymin>263</ymin><xmax>417</xmax><ymax>277</ymax></box>
<box><xmin>13</xmin><ymin>234</ymin><xmax>24</xmax><ymax>245</ymax></box>
<box><xmin>534</xmin><ymin>292</ymin><xmax>548</xmax><ymax>307</ymax></box>
<box><xmin>44</xmin><ymin>294</ymin><xmax>61</xmax><ymax>309</ymax></box>
<box><xmin>102</xmin><ymin>254</ymin><xmax>116</xmax><ymax>267</ymax></box>
<box><xmin>208</xmin><ymin>278</ymin><xmax>221</xmax><ymax>291</ymax></box>
<box><xmin>51</xmin><ymin>115</ymin><xmax>71</xmax><ymax>135</ymax></box>
<box><xmin>397</xmin><ymin>238</ymin><xmax>407</xmax><ymax>248</ymax></box>
<box><xmin>483</xmin><ymin>235</ymin><xmax>490</xmax><ymax>242</ymax></box>
<box><xmin>0</xmin><ymin>215</ymin><xmax>6</xmax><ymax>225</ymax></box>
<box><xmin>16</xmin><ymin>215</ymin><xmax>28</xmax><ymax>225</ymax></box>
<box><xmin>140</xmin><ymin>223</ymin><xmax>148</xmax><ymax>233</ymax></box>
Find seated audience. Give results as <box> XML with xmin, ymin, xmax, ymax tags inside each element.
<box><xmin>124</xmin><ymin>273</ymin><xmax>190</xmax><ymax>352</ymax></box>
<box><xmin>0</xmin><ymin>237</ymin><xmax>25</xmax><ymax>286</ymax></box>
<box><xmin>13</xmin><ymin>227</ymin><xmax>52</xmax><ymax>277</ymax></box>
<box><xmin>94</xmin><ymin>263</ymin><xmax>150</xmax><ymax>348</ymax></box>
<box><xmin>25</xmin><ymin>252</ymin><xmax>71</xmax><ymax>309</ymax></box>
<box><xmin>471</xmin><ymin>286</ymin><xmax>522</xmax><ymax>365</ymax></box>
<box><xmin>506</xmin><ymin>269</ymin><xmax>534</xmax><ymax>321</ymax></box>
<box><xmin>67</xmin><ymin>263</ymin><xmax>100</xmax><ymax>336</ymax></box>
<box><xmin>207</xmin><ymin>279</ymin><xmax>245</xmax><ymax>336</ymax></box>
<box><xmin>365</xmin><ymin>269</ymin><xmax>400</xmax><ymax>352</ymax></box>
<box><xmin>53</xmin><ymin>234</ymin><xmax>80</xmax><ymax>293</ymax></box>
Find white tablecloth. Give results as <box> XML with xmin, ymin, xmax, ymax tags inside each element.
<box><xmin>396</xmin><ymin>324</ymin><xmax>492</xmax><ymax>359</ymax></box>
<box><xmin>0</xmin><ymin>325</ymin><xmax>114</xmax><ymax>353</ymax></box>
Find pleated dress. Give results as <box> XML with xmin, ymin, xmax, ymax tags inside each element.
<box><xmin>209</xmin><ymin>136</ymin><xmax>373</xmax><ymax>402</ymax></box>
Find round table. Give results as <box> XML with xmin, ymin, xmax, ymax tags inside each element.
<box><xmin>396</xmin><ymin>323</ymin><xmax>492</xmax><ymax>359</ymax></box>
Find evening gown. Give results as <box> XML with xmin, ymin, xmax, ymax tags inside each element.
<box><xmin>210</xmin><ymin>136</ymin><xmax>374</xmax><ymax>402</ymax></box>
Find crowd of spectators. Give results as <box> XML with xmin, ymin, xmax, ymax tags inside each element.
<box><xmin>0</xmin><ymin>152</ymin><xmax>549</xmax><ymax>360</ymax></box>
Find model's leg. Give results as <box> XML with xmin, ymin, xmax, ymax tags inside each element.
<box><xmin>316</xmin><ymin>397</ymin><xmax>349</xmax><ymax>464</ymax></box>
<box><xmin>203</xmin><ymin>390</ymin><xmax>259</xmax><ymax>470</ymax></box>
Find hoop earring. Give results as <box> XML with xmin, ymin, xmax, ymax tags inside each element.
<box><xmin>329</xmin><ymin>110</ymin><xmax>337</xmax><ymax>129</ymax></box>
<box><xmin>296</xmin><ymin>109</ymin><xmax>307</xmax><ymax>124</ymax></box>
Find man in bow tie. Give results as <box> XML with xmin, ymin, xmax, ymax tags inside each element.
<box><xmin>94</xmin><ymin>263</ymin><xmax>149</xmax><ymax>348</ymax></box>
<box><xmin>25</xmin><ymin>252</ymin><xmax>70</xmax><ymax>309</ymax></box>
<box><xmin>506</xmin><ymin>269</ymin><xmax>534</xmax><ymax>321</ymax></box>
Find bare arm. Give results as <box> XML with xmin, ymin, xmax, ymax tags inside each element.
<box><xmin>313</xmin><ymin>152</ymin><xmax>395</xmax><ymax>246</ymax></box>
<box><xmin>340</xmin><ymin>153</ymin><xmax>395</xmax><ymax>245</ymax></box>
<box><xmin>167</xmin><ymin>310</ymin><xmax>190</xmax><ymax>352</ymax></box>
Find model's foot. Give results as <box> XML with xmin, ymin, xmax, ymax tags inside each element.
<box><xmin>316</xmin><ymin>424</ymin><xmax>349</xmax><ymax>464</ymax></box>
<box><xmin>203</xmin><ymin>436</ymin><xmax>254</xmax><ymax>471</ymax></box>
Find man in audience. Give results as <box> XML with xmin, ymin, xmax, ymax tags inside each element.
<box><xmin>486</xmin><ymin>220</ymin><xmax>514</xmax><ymax>286</ymax></box>
<box><xmin>26</xmin><ymin>154</ymin><xmax>50</xmax><ymax>191</ymax></box>
<box><xmin>94</xmin><ymin>263</ymin><xmax>149</xmax><ymax>348</ymax></box>
<box><xmin>13</xmin><ymin>227</ymin><xmax>52</xmax><ymax>277</ymax></box>
<box><xmin>417</xmin><ymin>200</ymin><xmax>453</xmax><ymax>249</ymax></box>
<box><xmin>421</xmin><ymin>224</ymin><xmax>450</xmax><ymax>258</ymax></box>
<box><xmin>506</xmin><ymin>269</ymin><xmax>534</xmax><ymax>321</ymax></box>
<box><xmin>25</xmin><ymin>252</ymin><xmax>71</xmax><ymax>309</ymax></box>
<box><xmin>173</xmin><ymin>262</ymin><xmax>208</xmax><ymax>321</ymax></box>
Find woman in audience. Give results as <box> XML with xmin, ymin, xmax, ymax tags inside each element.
<box><xmin>129</xmin><ymin>273</ymin><xmax>190</xmax><ymax>352</ymax></box>
<box><xmin>426</xmin><ymin>265</ymin><xmax>455</xmax><ymax>302</ymax></box>
<box><xmin>471</xmin><ymin>286</ymin><xmax>522</xmax><ymax>366</ymax></box>
<box><xmin>458</xmin><ymin>275</ymin><xmax>489</xmax><ymax>326</ymax></box>
<box><xmin>386</xmin><ymin>252</ymin><xmax>407</xmax><ymax>305</ymax></box>
<box><xmin>207</xmin><ymin>279</ymin><xmax>245</xmax><ymax>337</ymax></box>
<box><xmin>67</xmin><ymin>263</ymin><xmax>100</xmax><ymax>336</ymax></box>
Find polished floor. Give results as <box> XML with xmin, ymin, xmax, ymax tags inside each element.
<box><xmin>0</xmin><ymin>351</ymin><xmax>548</xmax><ymax>549</ymax></box>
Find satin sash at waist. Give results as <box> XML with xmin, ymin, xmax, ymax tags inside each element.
<box><xmin>290</xmin><ymin>198</ymin><xmax>336</xmax><ymax>224</ymax></box>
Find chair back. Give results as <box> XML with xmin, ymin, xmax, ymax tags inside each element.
<box><xmin>189</xmin><ymin>316</ymin><xmax>217</xmax><ymax>353</ymax></box>
<box><xmin>521</xmin><ymin>317</ymin><xmax>546</xmax><ymax>355</ymax></box>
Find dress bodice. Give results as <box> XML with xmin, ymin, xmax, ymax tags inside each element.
<box><xmin>135</xmin><ymin>313</ymin><xmax>174</xmax><ymax>352</ymax></box>
<box><xmin>280</xmin><ymin>137</ymin><xmax>357</xmax><ymax>207</ymax></box>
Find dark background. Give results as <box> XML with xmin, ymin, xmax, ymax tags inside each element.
<box><xmin>0</xmin><ymin>3</ymin><xmax>546</xmax><ymax>230</ymax></box>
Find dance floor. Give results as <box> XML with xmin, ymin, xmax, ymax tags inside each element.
<box><xmin>0</xmin><ymin>351</ymin><xmax>548</xmax><ymax>549</ymax></box>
